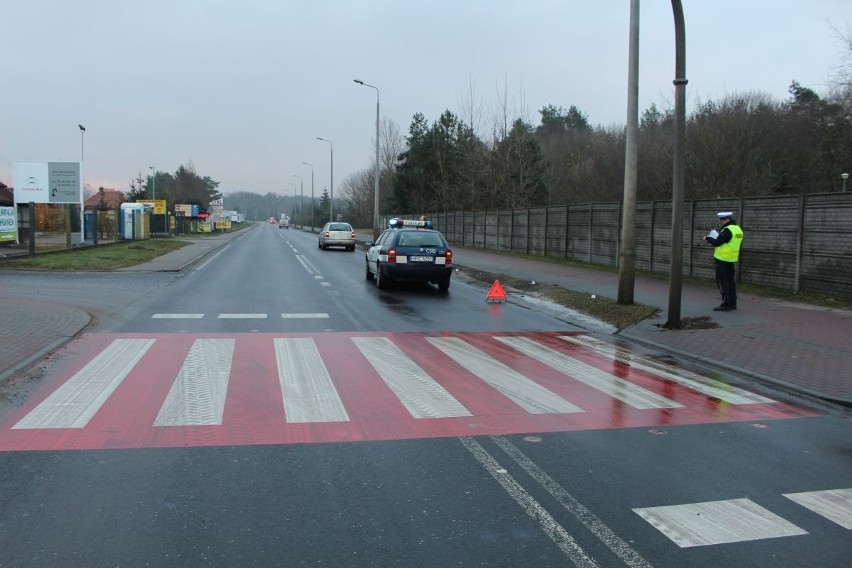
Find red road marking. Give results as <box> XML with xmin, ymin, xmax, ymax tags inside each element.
<box><xmin>0</xmin><ymin>331</ymin><xmax>816</xmax><ymax>451</ymax></box>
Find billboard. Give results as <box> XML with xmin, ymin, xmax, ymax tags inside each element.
<box><xmin>0</xmin><ymin>207</ymin><xmax>16</xmax><ymax>242</ymax></box>
<box><xmin>136</xmin><ymin>199</ymin><xmax>167</xmax><ymax>215</ymax></box>
<box><xmin>13</xmin><ymin>162</ymin><xmax>82</xmax><ymax>204</ymax></box>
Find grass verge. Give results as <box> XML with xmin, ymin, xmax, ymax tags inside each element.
<box><xmin>0</xmin><ymin>239</ymin><xmax>191</xmax><ymax>270</ymax></box>
<box><xmin>459</xmin><ymin>268</ymin><xmax>660</xmax><ymax>331</ymax></box>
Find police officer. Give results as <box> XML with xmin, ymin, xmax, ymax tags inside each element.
<box><xmin>703</xmin><ymin>211</ymin><xmax>744</xmax><ymax>311</ymax></box>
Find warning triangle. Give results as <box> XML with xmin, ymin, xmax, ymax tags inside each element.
<box><xmin>486</xmin><ymin>280</ymin><xmax>507</xmax><ymax>303</ymax></box>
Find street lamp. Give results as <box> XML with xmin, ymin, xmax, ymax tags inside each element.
<box><xmin>149</xmin><ymin>166</ymin><xmax>156</xmax><ymax>200</ymax></box>
<box><xmin>842</xmin><ymin>172</ymin><xmax>848</xmax><ymax>192</ymax></box>
<box><xmin>301</xmin><ymin>161</ymin><xmax>314</xmax><ymax>230</ymax></box>
<box><xmin>316</xmin><ymin>137</ymin><xmax>334</xmax><ymax>222</ymax></box>
<box><xmin>149</xmin><ymin>166</ymin><xmax>159</xmax><ymax>234</ymax></box>
<box><xmin>293</xmin><ymin>174</ymin><xmax>303</xmax><ymax>228</ymax></box>
<box><xmin>288</xmin><ymin>182</ymin><xmax>296</xmax><ymax>221</ymax></box>
<box><xmin>78</xmin><ymin>124</ymin><xmax>86</xmax><ymax>243</ymax></box>
<box><xmin>354</xmin><ymin>78</ymin><xmax>380</xmax><ymax>240</ymax></box>
<box><xmin>78</xmin><ymin>124</ymin><xmax>86</xmax><ymax>162</ymax></box>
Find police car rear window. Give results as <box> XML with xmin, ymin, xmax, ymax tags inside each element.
<box><xmin>397</xmin><ymin>233</ymin><xmax>444</xmax><ymax>247</ymax></box>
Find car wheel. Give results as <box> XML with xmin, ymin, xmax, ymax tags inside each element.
<box><xmin>365</xmin><ymin>259</ymin><xmax>374</xmax><ymax>281</ymax></box>
<box><xmin>375</xmin><ymin>264</ymin><xmax>387</xmax><ymax>289</ymax></box>
<box><xmin>438</xmin><ymin>277</ymin><xmax>451</xmax><ymax>292</ymax></box>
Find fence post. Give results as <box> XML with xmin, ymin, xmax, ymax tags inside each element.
<box><xmin>687</xmin><ymin>199</ymin><xmax>695</xmax><ymax>277</ymax></box>
<box><xmin>510</xmin><ymin>209</ymin><xmax>515</xmax><ymax>253</ymax></box>
<box><xmin>588</xmin><ymin>203</ymin><xmax>594</xmax><ymax>264</ymax></box>
<box><xmin>794</xmin><ymin>193</ymin><xmax>805</xmax><ymax>293</ymax></box>
<box><xmin>565</xmin><ymin>205</ymin><xmax>570</xmax><ymax>259</ymax></box>
<box><xmin>28</xmin><ymin>202</ymin><xmax>35</xmax><ymax>256</ymax></box>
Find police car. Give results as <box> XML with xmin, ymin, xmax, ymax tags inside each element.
<box><xmin>365</xmin><ymin>219</ymin><xmax>453</xmax><ymax>291</ymax></box>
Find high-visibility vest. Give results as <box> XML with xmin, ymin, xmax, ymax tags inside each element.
<box><xmin>714</xmin><ymin>224</ymin><xmax>743</xmax><ymax>262</ymax></box>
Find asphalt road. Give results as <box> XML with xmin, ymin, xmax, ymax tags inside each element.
<box><xmin>0</xmin><ymin>224</ymin><xmax>849</xmax><ymax>567</ymax></box>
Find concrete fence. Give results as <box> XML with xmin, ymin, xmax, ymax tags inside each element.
<box><xmin>404</xmin><ymin>192</ymin><xmax>852</xmax><ymax>301</ymax></box>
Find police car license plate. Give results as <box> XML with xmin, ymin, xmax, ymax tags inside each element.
<box><xmin>410</xmin><ymin>256</ymin><xmax>433</xmax><ymax>262</ymax></box>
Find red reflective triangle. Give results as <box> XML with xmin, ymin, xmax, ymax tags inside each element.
<box><xmin>486</xmin><ymin>280</ymin><xmax>507</xmax><ymax>302</ymax></box>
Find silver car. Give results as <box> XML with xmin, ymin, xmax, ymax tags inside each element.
<box><xmin>319</xmin><ymin>222</ymin><xmax>356</xmax><ymax>251</ymax></box>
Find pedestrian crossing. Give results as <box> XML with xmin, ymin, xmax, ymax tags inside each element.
<box><xmin>634</xmin><ymin>488</ymin><xmax>852</xmax><ymax>548</ymax></box>
<box><xmin>151</xmin><ymin>313</ymin><xmax>330</xmax><ymax>319</ymax></box>
<box><xmin>0</xmin><ymin>331</ymin><xmax>813</xmax><ymax>451</ymax></box>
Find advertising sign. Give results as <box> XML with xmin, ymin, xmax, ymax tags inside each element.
<box><xmin>137</xmin><ymin>199</ymin><xmax>167</xmax><ymax>215</ymax></box>
<box><xmin>175</xmin><ymin>204</ymin><xmax>201</xmax><ymax>217</ymax></box>
<box><xmin>13</xmin><ymin>162</ymin><xmax>81</xmax><ymax>204</ymax></box>
<box><xmin>0</xmin><ymin>207</ymin><xmax>16</xmax><ymax>242</ymax></box>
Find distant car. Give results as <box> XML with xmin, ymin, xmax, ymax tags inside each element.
<box><xmin>279</xmin><ymin>216</ymin><xmax>290</xmax><ymax>229</ymax></box>
<box><xmin>269</xmin><ymin>217</ymin><xmax>277</xmax><ymax>224</ymax></box>
<box><xmin>365</xmin><ymin>218</ymin><xmax>453</xmax><ymax>291</ymax></box>
<box><xmin>319</xmin><ymin>222</ymin><xmax>356</xmax><ymax>251</ymax></box>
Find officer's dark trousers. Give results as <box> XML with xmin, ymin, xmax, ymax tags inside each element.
<box><xmin>715</xmin><ymin>259</ymin><xmax>737</xmax><ymax>307</ymax></box>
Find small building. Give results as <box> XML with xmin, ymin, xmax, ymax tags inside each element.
<box><xmin>84</xmin><ymin>187</ymin><xmax>126</xmax><ymax>210</ymax></box>
<box><xmin>0</xmin><ymin>182</ymin><xmax>12</xmax><ymax>206</ymax></box>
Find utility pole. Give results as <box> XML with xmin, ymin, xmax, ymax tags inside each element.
<box><xmin>664</xmin><ymin>0</ymin><xmax>688</xmax><ymax>329</ymax></box>
<box><xmin>617</xmin><ymin>0</ymin><xmax>640</xmax><ymax>305</ymax></box>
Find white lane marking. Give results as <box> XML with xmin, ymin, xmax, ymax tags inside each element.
<box><xmin>155</xmin><ymin>339</ymin><xmax>234</xmax><ymax>426</ymax></box>
<box><xmin>427</xmin><ymin>337</ymin><xmax>583</xmax><ymax>414</ymax></box>
<box><xmin>634</xmin><ymin>498</ymin><xmax>807</xmax><ymax>548</ymax></box>
<box><xmin>497</xmin><ymin>337</ymin><xmax>683</xmax><ymax>410</ymax></box>
<box><xmin>196</xmin><ymin>247</ymin><xmax>228</xmax><ymax>271</ymax></box>
<box><xmin>217</xmin><ymin>314</ymin><xmax>268</xmax><ymax>319</ymax></box>
<box><xmin>274</xmin><ymin>338</ymin><xmax>349</xmax><ymax>423</ymax></box>
<box><xmin>295</xmin><ymin>255</ymin><xmax>316</xmax><ymax>275</ymax></box>
<box><xmin>301</xmin><ymin>256</ymin><xmax>322</xmax><ymax>274</ymax></box>
<box><xmin>492</xmin><ymin>437</ymin><xmax>653</xmax><ymax>568</ymax></box>
<box><xmin>459</xmin><ymin>437</ymin><xmax>598</xmax><ymax>567</ymax></box>
<box><xmin>561</xmin><ymin>335</ymin><xmax>775</xmax><ymax>404</ymax></box>
<box><xmin>281</xmin><ymin>313</ymin><xmax>330</xmax><ymax>319</ymax></box>
<box><xmin>321</xmin><ymin>282</ymin><xmax>331</xmax><ymax>287</ymax></box>
<box><xmin>784</xmin><ymin>488</ymin><xmax>852</xmax><ymax>529</ymax></box>
<box><xmin>353</xmin><ymin>337</ymin><xmax>471</xmax><ymax>419</ymax></box>
<box><xmin>13</xmin><ymin>339</ymin><xmax>155</xmax><ymax>429</ymax></box>
<box><xmin>152</xmin><ymin>314</ymin><xmax>205</xmax><ymax>319</ymax></box>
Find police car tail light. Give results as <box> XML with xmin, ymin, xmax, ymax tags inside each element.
<box><xmin>388</xmin><ymin>248</ymin><xmax>397</xmax><ymax>263</ymax></box>
<box><xmin>446</xmin><ymin>249</ymin><xmax>453</xmax><ymax>265</ymax></box>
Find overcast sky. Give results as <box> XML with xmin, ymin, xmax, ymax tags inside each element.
<box><xmin>2</xmin><ymin>0</ymin><xmax>850</xmax><ymax>200</ymax></box>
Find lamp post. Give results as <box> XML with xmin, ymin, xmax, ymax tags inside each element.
<box><xmin>302</xmin><ymin>161</ymin><xmax>314</xmax><ymax>230</ymax></box>
<box><xmin>288</xmin><ymin>182</ymin><xmax>296</xmax><ymax>221</ymax></box>
<box><xmin>78</xmin><ymin>124</ymin><xmax>86</xmax><ymax>162</ymax></box>
<box><xmin>354</xmin><ymin>78</ymin><xmax>380</xmax><ymax>240</ymax></box>
<box><xmin>842</xmin><ymin>172</ymin><xmax>849</xmax><ymax>192</ymax></box>
<box><xmin>149</xmin><ymin>166</ymin><xmax>156</xmax><ymax>200</ymax></box>
<box><xmin>293</xmin><ymin>174</ymin><xmax>303</xmax><ymax>228</ymax></box>
<box><xmin>78</xmin><ymin>124</ymin><xmax>86</xmax><ymax>244</ymax></box>
<box><xmin>664</xmin><ymin>0</ymin><xmax>687</xmax><ymax>330</ymax></box>
<box><xmin>316</xmin><ymin>137</ymin><xmax>334</xmax><ymax>222</ymax></box>
<box><xmin>149</xmin><ymin>166</ymin><xmax>159</xmax><ymax>234</ymax></box>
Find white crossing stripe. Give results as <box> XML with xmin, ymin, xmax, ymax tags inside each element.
<box><xmin>633</xmin><ymin>498</ymin><xmax>807</xmax><ymax>548</ymax></box>
<box><xmin>155</xmin><ymin>339</ymin><xmax>235</xmax><ymax>426</ymax></box>
<box><xmin>281</xmin><ymin>313</ymin><xmax>330</xmax><ymax>319</ymax></box>
<box><xmin>784</xmin><ymin>488</ymin><xmax>852</xmax><ymax>529</ymax></box>
<box><xmin>561</xmin><ymin>335</ymin><xmax>775</xmax><ymax>405</ymax></box>
<box><xmin>13</xmin><ymin>339</ymin><xmax>155</xmax><ymax>429</ymax></box>
<box><xmin>353</xmin><ymin>337</ymin><xmax>472</xmax><ymax>419</ymax></box>
<box><xmin>426</xmin><ymin>337</ymin><xmax>583</xmax><ymax>414</ymax></box>
<box><xmin>274</xmin><ymin>338</ymin><xmax>349</xmax><ymax>423</ymax></box>
<box><xmin>497</xmin><ymin>337</ymin><xmax>683</xmax><ymax>410</ymax></box>
<box><xmin>218</xmin><ymin>314</ymin><xmax>267</xmax><ymax>319</ymax></box>
<box><xmin>152</xmin><ymin>314</ymin><xmax>205</xmax><ymax>319</ymax></box>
